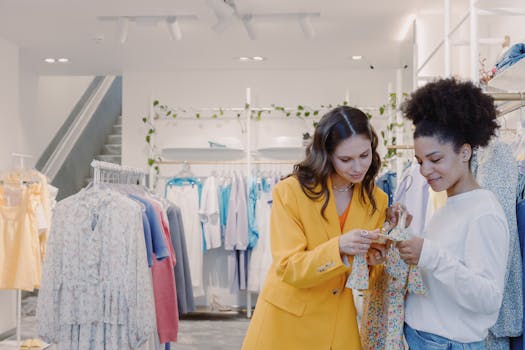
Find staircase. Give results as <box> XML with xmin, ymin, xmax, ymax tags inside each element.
<box><xmin>84</xmin><ymin>116</ymin><xmax>122</xmax><ymax>186</ymax></box>
<box><xmin>95</xmin><ymin>116</ymin><xmax>122</xmax><ymax>164</ymax></box>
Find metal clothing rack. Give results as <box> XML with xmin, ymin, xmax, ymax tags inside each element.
<box><xmin>91</xmin><ymin>160</ymin><xmax>147</xmax><ymax>186</ymax></box>
<box><xmin>0</xmin><ymin>153</ymin><xmax>35</xmax><ymax>349</ymax></box>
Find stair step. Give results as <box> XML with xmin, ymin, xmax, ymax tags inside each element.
<box><xmin>112</xmin><ymin>125</ymin><xmax>122</xmax><ymax>134</ymax></box>
<box><xmin>95</xmin><ymin>154</ymin><xmax>121</xmax><ymax>164</ymax></box>
<box><xmin>117</xmin><ymin>115</ymin><xmax>122</xmax><ymax>123</ymax></box>
<box><xmin>103</xmin><ymin>144</ymin><xmax>121</xmax><ymax>155</ymax></box>
<box><xmin>107</xmin><ymin>134</ymin><xmax>121</xmax><ymax>144</ymax></box>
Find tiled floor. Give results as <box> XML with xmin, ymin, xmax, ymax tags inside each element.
<box><xmin>0</xmin><ymin>297</ymin><xmax>250</xmax><ymax>350</ymax></box>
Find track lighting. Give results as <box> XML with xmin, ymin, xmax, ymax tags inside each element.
<box><xmin>117</xmin><ymin>17</ymin><xmax>129</xmax><ymax>44</ymax></box>
<box><xmin>299</xmin><ymin>15</ymin><xmax>315</xmax><ymax>39</ymax></box>
<box><xmin>166</xmin><ymin>17</ymin><xmax>182</xmax><ymax>41</ymax></box>
<box><xmin>241</xmin><ymin>15</ymin><xmax>257</xmax><ymax>40</ymax></box>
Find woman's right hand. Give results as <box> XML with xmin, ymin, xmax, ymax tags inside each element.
<box><xmin>339</xmin><ymin>229</ymin><xmax>379</xmax><ymax>256</ymax></box>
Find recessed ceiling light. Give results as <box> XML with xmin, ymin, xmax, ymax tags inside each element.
<box><xmin>239</xmin><ymin>57</ymin><xmax>250</xmax><ymax>61</ymax></box>
<box><xmin>58</xmin><ymin>58</ymin><xmax>69</xmax><ymax>63</ymax></box>
<box><xmin>351</xmin><ymin>55</ymin><xmax>362</xmax><ymax>60</ymax></box>
<box><xmin>44</xmin><ymin>58</ymin><xmax>56</xmax><ymax>63</ymax></box>
<box><xmin>252</xmin><ymin>56</ymin><xmax>265</xmax><ymax>61</ymax></box>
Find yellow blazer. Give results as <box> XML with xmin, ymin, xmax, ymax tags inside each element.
<box><xmin>242</xmin><ymin>176</ymin><xmax>388</xmax><ymax>350</ymax></box>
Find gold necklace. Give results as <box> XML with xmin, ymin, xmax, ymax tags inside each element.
<box><xmin>332</xmin><ymin>182</ymin><xmax>354</xmax><ymax>193</ymax></box>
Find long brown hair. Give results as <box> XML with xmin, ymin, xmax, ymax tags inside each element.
<box><xmin>293</xmin><ymin>106</ymin><xmax>381</xmax><ymax>219</ymax></box>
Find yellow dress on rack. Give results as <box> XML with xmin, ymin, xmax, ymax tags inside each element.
<box><xmin>0</xmin><ymin>172</ymin><xmax>51</xmax><ymax>291</ymax></box>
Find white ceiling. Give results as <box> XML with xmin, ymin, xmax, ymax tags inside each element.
<box><xmin>0</xmin><ymin>0</ymin><xmax>441</xmax><ymax>75</ymax></box>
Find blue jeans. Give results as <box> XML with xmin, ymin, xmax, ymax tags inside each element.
<box><xmin>404</xmin><ymin>323</ymin><xmax>486</xmax><ymax>350</ymax></box>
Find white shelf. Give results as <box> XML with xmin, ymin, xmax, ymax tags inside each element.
<box><xmin>488</xmin><ymin>58</ymin><xmax>525</xmax><ymax>92</ymax></box>
<box><xmin>255</xmin><ymin>146</ymin><xmax>306</xmax><ymax>160</ymax></box>
<box><xmin>161</xmin><ymin>147</ymin><xmax>245</xmax><ymax>161</ymax></box>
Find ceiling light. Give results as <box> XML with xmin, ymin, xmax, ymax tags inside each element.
<box><xmin>239</xmin><ymin>57</ymin><xmax>250</xmax><ymax>61</ymax></box>
<box><xmin>166</xmin><ymin>17</ymin><xmax>182</xmax><ymax>40</ymax></box>
<box><xmin>117</xmin><ymin>17</ymin><xmax>129</xmax><ymax>44</ymax></box>
<box><xmin>299</xmin><ymin>15</ymin><xmax>315</xmax><ymax>39</ymax></box>
<box><xmin>241</xmin><ymin>15</ymin><xmax>257</xmax><ymax>40</ymax></box>
<box><xmin>397</xmin><ymin>14</ymin><xmax>416</xmax><ymax>41</ymax></box>
<box><xmin>58</xmin><ymin>58</ymin><xmax>69</xmax><ymax>63</ymax></box>
<box><xmin>44</xmin><ymin>58</ymin><xmax>56</xmax><ymax>63</ymax></box>
<box><xmin>252</xmin><ymin>56</ymin><xmax>265</xmax><ymax>61</ymax></box>
<box><xmin>351</xmin><ymin>56</ymin><xmax>362</xmax><ymax>60</ymax></box>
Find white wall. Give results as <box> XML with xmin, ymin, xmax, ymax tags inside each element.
<box><xmin>0</xmin><ymin>35</ymin><xmax>21</xmax><ymax>335</ymax></box>
<box><xmin>19</xmin><ymin>73</ymin><xmax>93</xmax><ymax>163</ymax></box>
<box><xmin>122</xmin><ymin>68</ymin><xmax>398</xmax><ymax>307</ymax></box>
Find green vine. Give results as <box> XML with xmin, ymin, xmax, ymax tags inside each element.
<box><xmin>378</xmin><ymin>92</ymin><xmax>409</xmax><ymax>169</ymax></box>
<box><xmin>143</xmin><ymin>98</ymin><xmax>406</xmax><ymax>173</ymax></box>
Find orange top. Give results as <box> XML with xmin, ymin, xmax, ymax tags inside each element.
<box><xmin>339</xmin><ymin>198</ymin><xmax>352</xmax><ymax>231</ymax></box>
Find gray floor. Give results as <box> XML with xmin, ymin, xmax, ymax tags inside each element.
<box><xmin>0</xmin><ymin>297</ymin><xmax>250</xmax><ymax>350</ymax></box>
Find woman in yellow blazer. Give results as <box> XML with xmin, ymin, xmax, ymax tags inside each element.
<box><xmin>242</xmin><ymin>106</ymin><xmax>389</xmax><ymax>350</ymax></box>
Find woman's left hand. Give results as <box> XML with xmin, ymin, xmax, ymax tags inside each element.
<box><xmin>386</xmin><ymin>203</ymin><xmax>413</xmax><ymax>228</ymax></box>
<box><xmin>397</xmin><ymin>237</ymin><xmax>424</xmax><ymax>265</ymax></box>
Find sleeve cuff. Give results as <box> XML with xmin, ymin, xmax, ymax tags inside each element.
<box><xmin>418</xmin><ymin>238</ymin><xmax>436</xmax><ymax>270</ymax></box>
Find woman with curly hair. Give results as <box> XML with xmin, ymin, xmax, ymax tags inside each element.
<box><xmin>398</xmin><ymin>78</ymin><xmax>510</xmax><ymax>349</ymax></box>
<box><xmin>241</xmin><ymin>106</ymin><xmax>390</xmax><ymax>350</ymax></box>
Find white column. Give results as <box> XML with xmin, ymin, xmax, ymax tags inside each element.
<box><xmin>470</xmin><ymin>0</ymin><xmax>479</xmax><ymax>82</ymax></box>
<box><xmin>444</xmin><ymin>0</ymin><xmax>451</xmax><ymax>77</ymax></box>
<box><xmin>245</xmin><ymin>87</ymin><xmax>252</xmax><ymax>318</ymax></box>
<box><xmin>395</xmin><ymin>69</ymin><xmax>404</xmax><ymax>179</ymax></box>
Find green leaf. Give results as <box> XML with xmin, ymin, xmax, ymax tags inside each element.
<box><xmin>328</xmin><ymin>104</ymin><xmax>333</xmax><ymax>108</ymax></box>
<box><xmin>304</xmin><ymin>111</ymin><xmax>310</xmax><ymax>117</ymax></box>
<box><xmin>148</xmin><ymin>158</ymin><xmax>154</xmax><ymax>166</ymax></box>
<box><xmin>153</xmin><ymin>100</ymin><xmax>159</xmax><ymax>106</ymax></box>
<box><xmin>154</xmin><ymin>165</ymin><xmax>159</xmax><ymax>174</ymax></box>
<box><xmin>145</xmin><ymin>135</ymin><xmax>151</xmax><ymax>143</ymax></box>
<box><xmin>297</xmin><ymin>105</ymin><xmax>304</xmax><ymax>110</ymax></box>
<box><xmin>212</xmin><ymin>113</ymin><xmax>217</xmax><ymax>119</ymax></box>
<box><xmin>167</xmin><ymin>111</ymin><xmax>171</xmax><ymax>116</ymax></box>
<box><xmin>257</xmin><ymin>110</ymin><xmax>262</xmax><ymax>120</ymax></box>
<box><xmin>172</xmin><ymin>114</ymin><xmax>177</xmax><ymax>119</ymax></box>
<box><xmin>148</xmin><ymin>128</ymin><xmax>155</xmax><ymax>135</ymax></box>
<box><xmin>142</xmin><ymin>117</ymin><xmax>147</xmax><ymax>123</ymax></box>
<box><xmin>296</xmin><ymin>112</ymin><xmax>301</xmax><ymax>117</ymax></box>
<box><xmin>381</xmin><ymin>131</ymin><xmax>385</xmax><ymax>138</ymax></box>
<box><xmin>196</xmin><ymin>113</ymin><xmax>201</xmax><ymax>119</ymax></box>
<box><xmin>313</xmin><ymin>122</ymin><xmax>319</xmax><ymax>128</ymax></box>
<box><xmin>379</xmin><ymin>106</ymin><xmax>385</xmax><ymax>115</ymax></box>
<box><xmin>219</xmin><ymin>108</ymin><xmax>224</xmax><ymax>115</ymax></box>
<box><xmin>237</xmin><ymin>113</ymin><xmax>241</xmax><ymax>118</ymax></box>
<box><xmin>286</xmin><ymin>112</ymin><xmax>291</xmax><ymax>117</ymax></box>
<box><xmin>245</xmin><ymin>103</ymin><xmax>250</xmax><ymax>110</ymax></box>
<box><xmin>313</xmin><ymin>110</ymin><xmax>319</xmax><ymax>116</ymax></box>
<box><xmin>343</xmin><ymin>101</ymin><xmax>348</xmax><ymax>106</ymax></box>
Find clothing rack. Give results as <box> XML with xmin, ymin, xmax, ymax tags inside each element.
<box><xmin>90</xmin><ymin>160</ymin><xmax>147</xmax><ymax>186</ymax></box>
<box><xmin>1</xmin><ymin>153</ymin><xmax>35</xmax><ymax>349</ymax></box>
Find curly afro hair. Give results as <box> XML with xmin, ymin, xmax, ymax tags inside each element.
<box><xmin>401</xmin><ymin>78</ymin><xmax>499</xmax><ymax>151</ymax></box>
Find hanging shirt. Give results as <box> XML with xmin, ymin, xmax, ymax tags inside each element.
<box><xmin>198</xmin><ymin>176</ymin><xmax>221</xmax><ymax>250</ymax></box>
<box><xmin>166</xmin><ymin>182</ymin><xmax>204</xmax><ymax>297</ymax></box>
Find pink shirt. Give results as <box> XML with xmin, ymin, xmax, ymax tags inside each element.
<box><xmin>150</xmin><ymin>200</ymin><xmax>179</xmax><ymax>343</ymax></box>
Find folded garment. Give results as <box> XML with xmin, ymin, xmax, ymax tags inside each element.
<box><xmin>495</xmin><ymin>43</ymin><xmax>525</xmax><ymax>73</ymax></box>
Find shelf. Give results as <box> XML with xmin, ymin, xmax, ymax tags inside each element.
<box><xmin>161</xmin><ymin>147</ymin><xmax>245</xmax><ymax>161</ymax></box>
<box><xmin>488</xmin><ymin>58</ymin><xmax>525</xmax><ymax>92</ymax></box>
<box><xmin>255</xmin><ymin>146</ymin><xmax>306</xmax><ymax>161</ymax></box>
